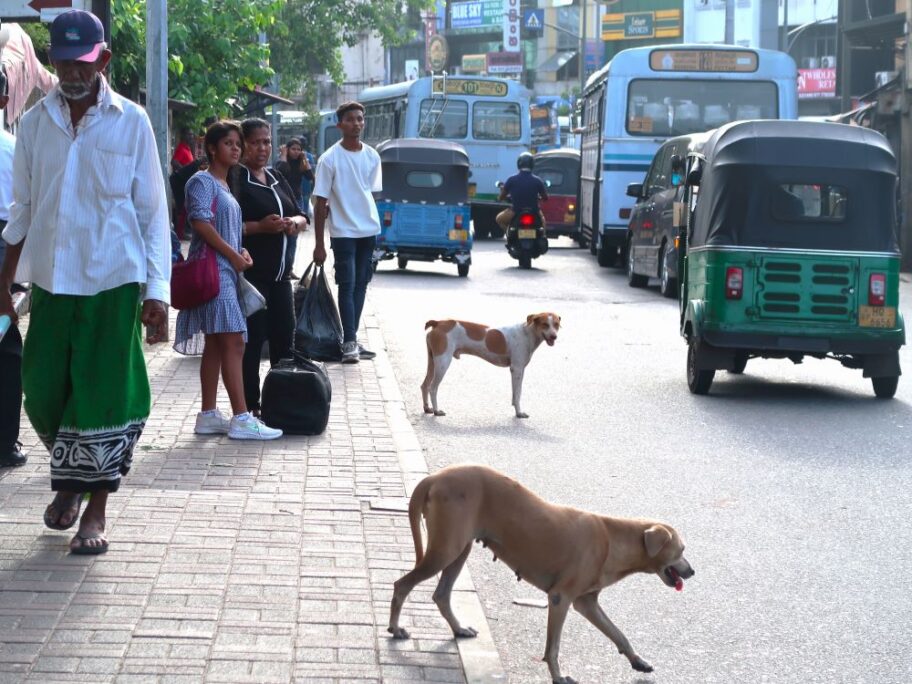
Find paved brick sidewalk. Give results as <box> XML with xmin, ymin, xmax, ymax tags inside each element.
<box><xmin>0</xmin><ymin>300</ymin><xmax>503</xmax><ymax>683</ymax></box>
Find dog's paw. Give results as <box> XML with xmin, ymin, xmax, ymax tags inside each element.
<box><xmin>387</xmin><ymin>626</ymin><xmax>410</xmax><ymax>640</ymax></box>
<box><xmin>515</xmin><ymin>412</ymin><xmax>529</xmax><ymax>419</ymax></box>
<box><xmin>553</xmin><ymin>677</ymin><xmax>578</xmax><ymax>684</ymax></box>
<box><xmin>434</xmin><ymin>410</ymin><xmax>446</xmax><ymax>416</ymax></box>
<box><xmin>630</xmin><ymin>656</ymin><xmax>653</xmax><ymax>673</ymax></box>
<box><xmin>454</xmin><ymin>626</ymin><xmax>478</xmax><ymax>639</ymax></box>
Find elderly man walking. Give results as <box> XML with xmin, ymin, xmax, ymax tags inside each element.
<box><xmin>0</xmin><ymin>10</ymin><xmax>170</xmax><ymax>555</ymax></box>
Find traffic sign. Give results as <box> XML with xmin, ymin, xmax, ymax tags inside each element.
<box><xmin>0</xmin><ymin>0</ymin><xmax>90</xmax><ymax>22</ymax></box>
<box><xmin>523</xmin><ymin>9</ymin><xmax>544</xmax><ymax>37</ymax></box>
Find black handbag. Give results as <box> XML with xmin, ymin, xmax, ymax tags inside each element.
<box><xmin>260</xmin><ymin>356</ymin><xmax>332</xmax><ymax>435</ymax></box>
<box><xmin>294</xmin><ymin>262</ymin><xmax>344</xmax><ymax>361</ymax></box>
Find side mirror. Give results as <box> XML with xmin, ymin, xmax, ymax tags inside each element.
<box><xmin>626</xmin><ymin>182</ymin><xmax>643</xmax><ymax>199</ymax></box>
<box><xmin>670</xmin><ymin>154</ymin><xmax>684</xmax><ymax>172</ymax></box>
<box><xmin>544</xmin><ymin>179</ymin><xmax>552</xmax><ymax>188</ymax></box>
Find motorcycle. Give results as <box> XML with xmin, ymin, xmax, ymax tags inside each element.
<box><xmin>498</xmin><ymin>182</ymin><xmax>549</xmax><ymax>269</ymax></box>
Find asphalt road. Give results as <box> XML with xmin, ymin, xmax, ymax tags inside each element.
<box><xmin>368</xmin><ymin>238</ymin><xmax>912</xmax><ymax>684</ymax></box>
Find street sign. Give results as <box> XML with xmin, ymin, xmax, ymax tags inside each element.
<box><xmin>0</xmin><ymin>0</ymin><xmax>90</xmax><ymax>21</ymax></box>
<box><xmin>601</xmin><ymin>9</ymin><xmax>681</xmax><ymax>41</ymax></box>
<box><xmin>523</xmin><ymin>9</ymin><xmax>544</xmax><ymax>37</ymax></box>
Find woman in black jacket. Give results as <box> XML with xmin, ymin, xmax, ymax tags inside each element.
<box><xmin>231</xmin><ymin>118</ymin><xmax>309</xmax><ymax>416</ymax></box>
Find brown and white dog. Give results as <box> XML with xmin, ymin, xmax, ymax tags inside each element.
<box><xmin>421</xmin><ymin>313</ymin><xmax>561</xmax><ymax>418</ymax></box>
<box><xmin>388</xmin><ymin>464</ymin><xmax>694</xmax><ymax>683</ymax></box>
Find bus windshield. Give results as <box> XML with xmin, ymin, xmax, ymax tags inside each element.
<box><xmin>473</xmin><ymin>101</ymin><xmax>522</xmax><ymax>141</ymax></box>
<box><xmin>626</xmin><ymin>79</ymin><xmax>778</xmax><ymax>136</ymax></box>
<box><xmin>418</xmin><ymin>99</ymin><xmax>468</xmax><ymax>139</ymax></box>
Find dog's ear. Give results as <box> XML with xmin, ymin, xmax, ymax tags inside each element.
<box><xmin>644</xmin><ymin>525</ymin><xmax>672</xmax><ymax>558</ymax></box>
<box><xmin>526</xmin><ymin>314</ymin><xmax>536</xmax><ymax>325</ymax></box>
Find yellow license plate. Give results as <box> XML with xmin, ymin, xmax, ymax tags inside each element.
<box><xmin>449</xmin><ymin>229</ymin><xmax>468</xmax><ymax>241</ymax></box>
<box><xmin>563</xmin><ymin>214</ymin><xmax>575</xmax><ymax>223</ymax></box>
<box><xmin>859</xmin><ymin>305</ymin><xmax>896</xmax><ymax>328</ymax></box>
<box><xmin>468</xmin><ymin>184</ymin><xmax>476</xmax><ymax>198</ymax></box>
<box><xmin>518</xmin><ymin>229</ymin><xmax>537</xmax><ymax>239</ymax></box>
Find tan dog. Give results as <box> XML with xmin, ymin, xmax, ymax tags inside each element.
<box><xmin>421</xmin><ymin>313</ymin><xmax>561</xmax><ymax>418</ymax></box>
<box><xmin>388</xmin><ymin>464</ymin><xmax>694</xmax><ymax>683</ymax></box>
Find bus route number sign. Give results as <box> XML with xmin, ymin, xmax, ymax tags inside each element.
<box><xmin>649</xmin><ymin>49</ymin><xmax>758</xmax><ymax>73</ymax></box>
<box><xmin>432</xmin><ymin>78</ymin><xmax>508</xmax><ymax>97</ymax></box>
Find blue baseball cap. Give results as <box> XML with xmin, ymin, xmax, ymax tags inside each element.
<box><xmin>48</xmin><ymin>10</ymin><xmax>105</xmax><ymax>62</ymax></box>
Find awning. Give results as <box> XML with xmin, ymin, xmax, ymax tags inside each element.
<box><xmin>536</xmin><ymin>51</ymin><xmax>577</xmax><ymax>73</ymax></box>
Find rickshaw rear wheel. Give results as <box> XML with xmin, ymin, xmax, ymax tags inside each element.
<box><xmin>397</xmin><ymin>257</ymin><xmax>408</xmax><ymax>270</ymax></box>
<box><xmin>871</xmin><ymin>376</ymin><xmax>898</xmax><ymax>399</ymax></box>
<box><xmin>687</xmin><ymin>338</ymin><xmax>715</xmax><ymax>395</ymax></box>
<box><xmin>458</xmin><ymin>263</ymin><xmax>470</xmax><ymax>278</ymax></box>
<box><xmin>730</xmin><ymin>351</ymin><xmax>749</xmax><ymax>375</ymax></box>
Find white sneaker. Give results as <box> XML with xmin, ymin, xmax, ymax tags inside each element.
<box><xmin>341</xmin><ymin>340</ymin><xmax>360</xmax><ymax>364</ymax></box>
<box><xmin>195</xmin><ymin>410</ymin><xmax>230</xmax><ymax>435</ymax></box>
<box><xmin>228</xmin><ymin>413</ymin><xmax>283</xmax><ymax>440</ymax></box>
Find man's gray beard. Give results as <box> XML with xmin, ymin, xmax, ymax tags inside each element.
<box><xmin>60</xmin><ymin>74</ymin><xmax>98</xmax><ymax>100</ymax></box>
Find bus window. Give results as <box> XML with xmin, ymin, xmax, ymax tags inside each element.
<box><xmin>626</xmin><ymin>80</ymin><xmax>778</xmax><ymax>136</ymax></box>
<box><xmin>473</xmin><ymin>102</ymin><xmax>521</xmax><ymax>141</ymax></box>
<box><xmin>323</xmin><ymin>126</ymin><xmax>341</xmax><ymax>151</ymax></box>
<box><xmin>418</xmin><ymin>99</ymin><xmax>468</xmax><ymax>139</ymax></box>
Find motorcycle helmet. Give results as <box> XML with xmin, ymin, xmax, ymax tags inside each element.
<box><xmin>517</xmin><ymin>152</ymin><xmax>534</xmax><ymax>171</ymax></box>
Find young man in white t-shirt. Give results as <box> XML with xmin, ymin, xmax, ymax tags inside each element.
<box><xmin>312</xmin><ymin>101</ymin><xmax>383</xmax><ymax>364</ymax></box>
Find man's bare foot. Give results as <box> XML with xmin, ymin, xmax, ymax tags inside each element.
<box><xmin>70</xmin><ymin>516</ymin><xmax>107</xmax><ymax>555</ymax></box>
<box><xmin>43</xmin><ymin>492</ymin><xmax>84</xmax><ymax>531</ymax></box>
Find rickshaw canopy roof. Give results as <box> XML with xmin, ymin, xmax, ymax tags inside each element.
<box><xmin>377</xmin><ymin>138</ymin><xmax>469</xmax><ymax>167</ymax></box>
<box><xmin>533</xmin><ymin>148</ymin><xmax>580</xmax><ymax>162</ymax></box>
<box><xmin>690</xmin><ymin>120</ymin><xmax>899</xmax><ymax>253</ymax></box>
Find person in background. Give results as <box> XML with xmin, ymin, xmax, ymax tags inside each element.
<box><xmin>0</xmin><ymin>10</ymin><xmax>170</xmax><ymax>554</ymax></box>
<box><xmin>170</xmin><ymin>126</ymin><xmax>195</xmax><ymax>172</ymax></box>
<box><xmin>312</xmin><ymin>101</ymin><xmax>381</xmax><ymax>364</ymax></box>
<box><xmin>0</xmin><ymin>64</ymin><xmax>25</xmax><ymax>469</ymax></box>
<box><xmin>172</xmin><ymin>120</ymin><xmax>281</xmax><ymax>441</ymax></box>
<box><xmin>231</xmin><ymin>118</ymin><xmax>308</xmax><ymax>416</ymax></box>
<box><xmin>299</xmin><ymin>139</ymin><xmax>317</xmax><ymax>218</ymax></box>
<box><xmin>275</xmin><ymin>137</ymin><xmax>313</xmax><ymax>279</ymax></box>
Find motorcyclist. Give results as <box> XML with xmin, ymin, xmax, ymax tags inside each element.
<box><xmin>496</xmin><ymin>152</ymin><xmax>548</xmax><ymax>231</ymax></box>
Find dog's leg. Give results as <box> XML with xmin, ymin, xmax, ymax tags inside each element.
<box><xmin>572</xmin><ymin>592</ymin><xmax>653</xmax><ymax>673</ymax></box>
<box><xmin>388</xmin><ymin>562</ymin><xmax>441</xmax><ymax>640</ymax></box>
<box><xmin>543</xmin><ymin>592</ymin><xmax>575</xmax><ymax>683</ymax></box>
<box><xmin>421</xmin><ymin>340</ymin><xmax>435</xmax><ymax>414</ymax></box>
<box><xmin>428</xmin><ymin>352</ymin><xmax>453</xmax><ymax>417</ymax></box>
<box><xmin>510</xmin><ymin>365</ymin><xmax>528</xmax><ymax>418</ymax></box>
<box><xmin>432</xmin><ymin>541</ymin><xmax>477</xmax><ymax>638</ymax></box>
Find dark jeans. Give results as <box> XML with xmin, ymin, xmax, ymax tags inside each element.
<box><xmin>0</xmin><ymin>324</ymin><xmax>22</xmax><ymax>454</ymax></box>
<box><xmin>330</xmin><ymin>236</ymin><xmax>376</xmax><ymax>343</ymax></box>
<box><xmin>242</xmin><ymin>278</ymin><xmax>295</xmax><ymax>411</ymax></box>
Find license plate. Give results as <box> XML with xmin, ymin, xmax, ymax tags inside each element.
<box><xmin>468</xmin><ymin>184</ymin><xmax>476</xmax><ymax>198</ymax></box>
<box><xmin>449</xmin><ymin>229</ymin><xmax>468</xmax><ymax>241</ymax></box>
<box><xmin>518</xmin><ymin>229</ymin><xmax>537</xmax><ymax>239</ymax></box>
<box><xmin>859</xmin><ymin>305</ymin><xmax>896</xmax><ymax>328</ymax></box>
<box><xmin>563</xmin><ymin>214</ymin><xmax>575</xmax><ymax>223</ymax></box>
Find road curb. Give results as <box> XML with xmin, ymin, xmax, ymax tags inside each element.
<box><xmin>365</xmin><ymin>313</ymin><xmax>509</xmax><ymax>684</ymax></box>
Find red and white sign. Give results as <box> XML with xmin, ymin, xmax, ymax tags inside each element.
<box><xmin>487</xmin><ymin>51</ymin><xmax>522</xmax><ymax>74</ymax></box>
<box><xmin>503</xmin><ymin>0</ymin><xmax>520</xmax><ymax>52</ymax></box>
<box><xmin>797</xmin><ymin>68</ymin><xmax>836</xmax><ymax>99</ymax></box>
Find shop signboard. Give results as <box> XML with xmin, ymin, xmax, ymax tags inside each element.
<box><xmin>602</xmin><ymin>9</ymin><xmax>681</xmax><ymax>41</ymax></box>
<box><xmin>486</xmin><ymin>51</ymin><xmax>523</xmax><ymax>74</ymax></box>
<box><xmin>450</xmin><ymin>0</ymin><xmax>502</xmax><ymax>29</ymax></box>
<box><xmin>462</xmin><ymin>54</ymin><xmax>488</xmax><ymax>73</ymax></box>
<box><xmin>797</xmin><ymin>68</ymin><xmax>837</xmax><ymax>99</ymax></box>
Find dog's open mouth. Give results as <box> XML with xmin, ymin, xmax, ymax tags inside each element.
<box><xmin>665</xmin><ymin>567</ymin><xmax>684</xmax><ymax>592</ymax></box>
<box><xmin>545</xmin><ymin>337</ymin><xmax>556</xmax><ymax>346</ymax></box>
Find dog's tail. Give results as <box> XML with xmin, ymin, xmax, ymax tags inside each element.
<box><xmin>407</xmin><ymin>475</ymin><xmax>433</xmax><ymax>565</ymax></box>
<box><xmin>425</xmin><ymin>320</ymin><xmax>438</xmax><ymax>330</ymax></box>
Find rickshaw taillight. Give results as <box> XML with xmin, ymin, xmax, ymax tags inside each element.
<box><xmin>725</xmin><ymin>266</ymin><xmax>743</xmax><ymax>300</ymax></box>
<box><xmin>383</xmin><ymin>211</ymin><xmax>392</xmax><ymax>227</ymax></box>
<box><xmin>619</xmin><ymin>208</ymin><xmax>631</xmax><ymax>219</ymax></box>
<box><xmin>454</xmin><ymin>214</ymin><xmax>463</xmax><ymax>229</ymax></box>
<box><xmin>869</xmin><ymin>273</ymin><xmax>886</xmax><ymax>306</ymax></box>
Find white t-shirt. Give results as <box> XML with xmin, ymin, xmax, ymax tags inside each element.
<box><xmin>313</xmin><ymin>140</ymin><xmax>382</xmax><ymax>238</ymax></box>
<box><xmin>0</xmin><ymin>129</ymin><xmax>15</xmax><ymax>222</ymax></box>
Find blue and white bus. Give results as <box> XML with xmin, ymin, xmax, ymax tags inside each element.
<box><xmin>579</xmin><ymin>45</ymin><xmax>798</xmax><ymax>266</ymax></box>
<box><xmin>359</xmin><ymin>75</ymin><xmax>531</xmax><ymax>237</ymax></box>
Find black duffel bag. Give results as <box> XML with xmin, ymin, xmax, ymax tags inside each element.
<box><xmin>261</xmin><ymin>356</ymin><xmax>332</xmax><ymax>435</ymax></box>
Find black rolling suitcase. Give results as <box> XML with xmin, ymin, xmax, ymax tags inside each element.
<box><xmin>260</xmin><ymin>356</ymin><xmax>332</xmax><ymax>435</ymax></box>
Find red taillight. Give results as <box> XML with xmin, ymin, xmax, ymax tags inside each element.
<box><xmin>455</xmin><ymin>214</ymin><xmax>463</xmax><ymax>229</ymax></box>
<box><xmin>869</xmin><ymin>273</ymin><xmax>886</xmax><ymax>306</ymax></box>
<box><xmin>383</xmin><ymin>211</ymin><xmax>392</xmax><ymax>227</ymax></box>
<box><xmin>725</xmin><ymin>266</ymin><xmax>743</xmax><ymax>300</ymax></box>
<box><xmin>519</xmin><ymin>213</ymin><xmax>536</xmax><ymax>227</ymax></box>
<box><xmin>619</xmin><ymin>208</ymin><xmax>631</xmax><ymax>219</ymax></box>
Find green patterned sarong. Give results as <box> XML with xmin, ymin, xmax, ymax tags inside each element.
<box><xmin>22</xmin><ymin>283</ymin><xmax>151</xmax><ymax>493</ymax></box>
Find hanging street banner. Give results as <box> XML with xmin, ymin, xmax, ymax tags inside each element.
<box><xmin>0</xmin><ymin>0</ymin><xmax>90</xmax><ymax>21</ymax></box>
<box><xmin>503</xmin><ymin>0</ymin><xmax>520</xmax><ymax>52</ymax></box>
<box><xmin>601</xmin><ymin>9</ymin><xmax>682</xmax><ymax>41</ymax></box>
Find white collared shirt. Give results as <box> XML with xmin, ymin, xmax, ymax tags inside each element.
<box><xmin>1</xmin><ymin>77</ymin><xmax>171</xmax><ymax>303</ymax></box>
<box><xmin>0</xmin><ymin>129</ymin><xmax>15</xmax><ymax>222</ymax></box>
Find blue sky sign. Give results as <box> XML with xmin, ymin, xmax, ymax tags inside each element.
<box><xmin>451</xmin><ymin>0</ymin><xmax>502</xmax><ymax>29</ymax></box>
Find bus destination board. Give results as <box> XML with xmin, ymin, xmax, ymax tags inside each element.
<box><xmin>432</xmin><ymin>78</ymin><xmax>508</xmax><ymax>97</ymax></box>
<box><xmin>649</xmin><ymin>49</ymin><xmax>758</xmax><ymax>73</ymax></box>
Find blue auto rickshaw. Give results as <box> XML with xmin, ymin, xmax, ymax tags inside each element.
<box><xmin>373</xmin><ymin>139</ymin><xmax>473</xmax><ymax>277</ymax></box>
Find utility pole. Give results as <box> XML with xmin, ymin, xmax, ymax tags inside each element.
<box><xmin>145</xmin><ymin>0</ymin><xmax>168</xmax><ymax>183</ymax></box>
<box><xmin>724</xmin><ymin>0</ymin><xmax>734</xmax><ymax>45</ymax></box>
<box><xmin>579</xmin><ymin>0</ymin><xmax>587</xmax><ymax>96</ymax></box>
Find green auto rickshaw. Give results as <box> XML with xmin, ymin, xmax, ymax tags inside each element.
<box><xmin>678</xmin><ymin>120</ymin><xmax>904</xmax><ymax>397</ymax></box>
